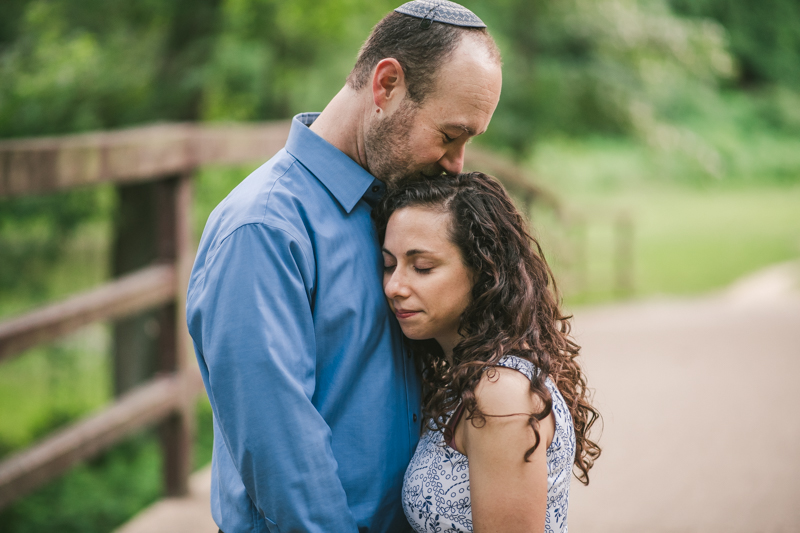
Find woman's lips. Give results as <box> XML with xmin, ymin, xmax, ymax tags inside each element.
<box><xmin>394</xmin><ymin>309</ymin><xmax>420</xmax><ymax>319</ymax></box>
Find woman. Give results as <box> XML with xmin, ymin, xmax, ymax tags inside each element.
<box><xmin>373</xmin><ymin>172</ymin><xmax>601</xmax><ymax>532</ymax></box>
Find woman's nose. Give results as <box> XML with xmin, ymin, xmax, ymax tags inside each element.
<box><xmin>384</xmin><ymin>270</ymin><xmax>411</xmax><ymax>299</ymax></box>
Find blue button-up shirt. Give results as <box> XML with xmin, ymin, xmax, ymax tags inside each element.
<box><xmin>187</xmin><ymin>113</ymin><xmax>421</xmax><ymax>533</ymax></box>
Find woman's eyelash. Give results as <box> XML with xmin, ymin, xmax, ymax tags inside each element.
<box><xmin>383</xmin><ymin>264</ymin><xmax>431</xmax><ymax>274</ymax></box>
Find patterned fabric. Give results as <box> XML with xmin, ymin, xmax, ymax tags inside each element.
<box><xmin>402</xmin><ymin>355</ymin><xmax>576</xmax><ymax>532</ymax></box>
<box><xmin>395</xmin><ymin>1</ymin><xmax>487</xmax><ymax>28</ymax></box>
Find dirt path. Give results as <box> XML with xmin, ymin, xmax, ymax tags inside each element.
<box><xmin>568</xmin><ymin>262</ymin><xmax>800</xmax><ymax>532</ymax></box>
<box><xmin>115</xmin><ymin>262</ymin><xmax>800</xmax><ymax>533</ymax></box>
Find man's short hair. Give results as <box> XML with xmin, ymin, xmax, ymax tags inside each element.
<box><xmin>347</xmin><ymin>12</ymin><xmax>500</xmax><ymax>105</ymax></box>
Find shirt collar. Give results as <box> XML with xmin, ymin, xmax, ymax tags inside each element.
<box><xmin>285</xmin><ymin>113</ymin><xmax>385</xmax><ymax>213</ymax></box>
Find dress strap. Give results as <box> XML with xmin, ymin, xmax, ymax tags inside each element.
<box><xmin>444</xmin><ymin>401</ymin><xmax>465</xmax><ymax>449</ymax></box>
<box><xmin>496</xmin><ymin>354</ymin><xmax>538</xmax><ymax>381</ymax></box>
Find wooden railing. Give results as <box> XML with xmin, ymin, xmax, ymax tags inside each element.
<box><xmin>0</xmin><ymin>121</ymin><xmax>293</xmax><ymax>509</ymax></box>
<box><xmin>0</xmin><ymin>120</ymin><xmax>550</xmax><ymax>510</ymax></box>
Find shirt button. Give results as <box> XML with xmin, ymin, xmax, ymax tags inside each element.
<box><xmin>412</xmin><ymin>414</ymin><xmax>418</xmax><ymax>422</ymax></box>
<box><xmin>371</xmin><ymin>185</ymin><xmax>380</xmax><ymax>193</ymax></box>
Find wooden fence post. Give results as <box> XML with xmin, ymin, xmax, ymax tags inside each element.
<box><xmin>112</xmin><ymin>183</ymin><xmax>160</xmax><ymax>396</ymax></box>
<box><xmin>614</xmin><ymin>213</ymin><xmax>634</xmax><ymax>296</ymax></box>
<box><xmin>155</xmin><ymin>173</ymin><xmax>194</xmax><ymax>497</ymax></box>
<box><xmin>572</xmin><ymin>214</ymin><xmax>588</xmax><ymax>297</ymax></box>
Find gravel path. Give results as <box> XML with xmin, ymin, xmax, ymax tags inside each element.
<box><xmin>569</xmin><ymin>261</ymin><xmax>800</xmax><ymax>532</ymax></box>
<box><xmin>116</xmin><ymin>262</ymin><xmax>800</xmax><ymax>533</ymax></box>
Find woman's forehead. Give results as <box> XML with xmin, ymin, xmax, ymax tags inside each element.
<box><xmin>384</xmin><ymin>206</ymin><xmax>454</xmax><ymax>249</ymax></box>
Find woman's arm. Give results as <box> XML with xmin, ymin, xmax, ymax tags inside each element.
<box><xmin>456</xmin><ymin>367</ymin><xmax>556</xmax><ymax>533</ymax></box>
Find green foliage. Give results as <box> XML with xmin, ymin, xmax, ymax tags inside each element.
<box><xmin>670</xmin><ymin>0</ymin><xmax>800</xmax><ymax>89</ymax></box>
<box><xmin>0</xmin><ymin>0</ymin><xmax>221</xmax><ymax>138</ymax></box>
<box><xmin>0</xmin><ymin>433</ymin><xmax>163</xmax><ymax>533</ymax></box>
<box><xmin>0</xmin><ymin>392</ymin><xmax>214</xmax><ymax>533</ymax></box>
<box><xmin>199</xmin><ymin>0</ymin><xmax>396</xmax><ymax>120</ymax></box>
<box><xmin>0</xmin><ymin>328</ymin><xmax>110</xmax><ymax>453</ymax></box>
<box><xmin>467</xmin><ymin>0</ymin><xmax>736</xmax><ymax>160</ymax></box>
<box><xmin>528</xmin><ymin>137</ymin><xmax>800</xmax><ymax>305</ymax></box>
<box><xmin>0</xmin><ymin>187</ymin><xmax>112</xmax><ymax>301</ymax></box>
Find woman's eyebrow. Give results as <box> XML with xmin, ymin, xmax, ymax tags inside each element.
<box><xmin>381</xmin><ymin>248</ymin><xmax>395</xmax><ymax>258</ymax></box>
<box><xmin>405</xmin><ymin>249</ymin><xmax>433</xmax><ymax>257</ymax></box>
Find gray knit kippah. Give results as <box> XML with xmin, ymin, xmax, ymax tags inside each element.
<box><xmin>394</xmin><ymin>0</ymin><xmax>486</xmax><ymax>29</ymax></box>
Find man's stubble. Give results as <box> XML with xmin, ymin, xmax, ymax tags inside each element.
<box><xmin>364</xmin><ymin>100</ymin><xmax>439</xmax><ymax>184</ymax></box>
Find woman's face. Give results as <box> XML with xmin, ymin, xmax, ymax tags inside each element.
<box><xmin>382</xmin><ymin>206</ymin><xmax>474</xmax><ymax>356</ymax></box>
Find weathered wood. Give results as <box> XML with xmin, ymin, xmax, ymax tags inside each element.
<box><xmin>0</xmin><ymin>121</ymin><xmax>548</xmax><ymax>203</ymax></box>
<box><xmin>192</xmin><ymin>122</ymin><xmax>292</xmax><ymax>167</ymax></box>
<box><xmin>156</xmin><ymin>173</ymin><xmax>195</xmax><ymax>497</ymax></box>
<box><xmin>112</xmin><ymin>182</ymin><xmax>162</xmax><ymax>396</ymax></box>
<box><xmin>0</xmin><ymin>121</ymin><xmax>292</xmax><ymax>198</ymax></box>
<box><xmin>0</xmin><ymin>264</ymin><xmax>176</xmax><ymax>362</ymax></box>
<box><xmin>615</xmin><ymin>212</ymin><xmax>635</xmax><ymax>295</ymax></box>
<box><xmin>0</xmin><ymin>371</ymin><xmax>204</xmax><ymax>510</ymax></box>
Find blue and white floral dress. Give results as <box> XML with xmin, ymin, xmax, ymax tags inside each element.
<box><xmin>402</xmin><ymin>355</ymin><xmax>575</xmax><ymax>533</ymax></box>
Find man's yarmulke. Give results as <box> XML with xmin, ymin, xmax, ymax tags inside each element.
<box><xmin>395</xmin><ymin>0</ymin><xmax>486</xmax><ymax>29</ymax></box>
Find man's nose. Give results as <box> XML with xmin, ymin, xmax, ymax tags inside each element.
<box><xmin>438</xmin><ymin>143</ymin><xmax>466</xmax><ymax>175</ymax></box>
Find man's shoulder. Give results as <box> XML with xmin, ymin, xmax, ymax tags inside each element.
<box><xmin>196</xmin><ymin>150</ymin><xmax>324</xmax><ymax>260</ymax></box>
<box><xmin>212</xmin><ymin>151</ymin><xmax>318</xmax><ymax>235</ymax></box>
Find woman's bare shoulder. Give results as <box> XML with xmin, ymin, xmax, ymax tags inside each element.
<box><xmin>474</xmin><ymin>366</ymin><xmax>544</xmax><ymax>416</ymax></box>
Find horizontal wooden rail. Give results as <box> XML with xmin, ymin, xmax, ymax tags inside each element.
<box><xmin>0</xmin><ymin>264</ymin><xmax>176</xmax><ymax>362</ymax></box>
<box><xmin>0</xmin><ymin>371</ymin><xmax>204</xmax><ymax>509</ymax></box>
<box><xmin>0</xmin><ymin>121</ymin><xmax>292</xmax><ymax>197</ymax></box>
<box><xmin>0</xmin><ymin>120</ymin><xmax>552</xmax><ymax>205</ymax></box>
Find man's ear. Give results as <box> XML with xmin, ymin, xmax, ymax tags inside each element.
<box><xmin>372</xmin><ymin>58</ymin><xmax>406</xmax><ymax>111</ymax></box>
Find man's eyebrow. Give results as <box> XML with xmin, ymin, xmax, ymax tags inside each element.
<box><xmin>445</xmin><ymin>123</ymin><xmax>478</xmax><ymax>136</ymax></box>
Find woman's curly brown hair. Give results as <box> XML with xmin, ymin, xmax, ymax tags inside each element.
<box><xmin>373</xmin><ymin>171</ymin><xmax>601</xmax><ymax>484</ymax></box>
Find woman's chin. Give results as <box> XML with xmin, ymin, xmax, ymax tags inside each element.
<box><xmin>399</xmin><ymin>327</ymin><xmax>429</xmax><ymax>342</ymax></box>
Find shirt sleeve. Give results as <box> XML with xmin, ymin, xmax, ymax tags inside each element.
<box><xmin>187</xmin><ymin>222</ymin><xmax>359</xmax><ymax>531</ymax></box>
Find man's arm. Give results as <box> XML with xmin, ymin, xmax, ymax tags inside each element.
<box><xmin>188</xmin><ymin>222</ymin><xmax>359</xmax><ymax>531</ymax></box>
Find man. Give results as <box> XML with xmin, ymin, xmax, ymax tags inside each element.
<box><xmin>186</xmin><ymin>1</ymin><xmax>502</xmax><ymax>531</ymax></box>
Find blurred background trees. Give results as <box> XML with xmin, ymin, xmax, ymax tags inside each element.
<box><xmin>2</xmin><ymin>0</ymin><xmax>798</xmax><ymax>305</ymax></box>
<box><xmin>1</xmin><ymin>1</ymin><xmax>799</xmax><ymax>530</ymax></box>
<box><xmin>2</xmin><ymin>0</ymin><xmax>798</xmax><ymax>162</ymax></box>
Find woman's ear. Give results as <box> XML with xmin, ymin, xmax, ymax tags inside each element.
<box><xmin>372</xmin><ymin>58</ymin><xmax>407</xmax><ymax>111</ymax></box>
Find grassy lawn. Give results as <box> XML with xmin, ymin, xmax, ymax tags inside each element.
<box><xmin>527</xmin><ymin>137</ymin><xmax>800</xmax><ymax>305</ymax></box>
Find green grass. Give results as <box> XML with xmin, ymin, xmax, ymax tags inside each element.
<box><xmin>0</xmin><ymin>434</ymin><xmax>163</xmax><ymax>533</ymax></box>
<box><xmin>0</xmin><ymin>326</ymin><xmax>111</xmax><ymax>455</ymax></box>
<box><xmin>527</xmin><ymin>136</ymin><xmax>800</xmax><ymax>305</ymax></box>
<box><xmin>0</xmin><ymin>398</ymin><xmax>214</xmax><ymax>533</ymax></box>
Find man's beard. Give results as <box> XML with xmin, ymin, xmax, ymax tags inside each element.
<box><xmin>364</xmin><ymin>101</ymin><xmax>439</xmax><ymax>183</ymax></box>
